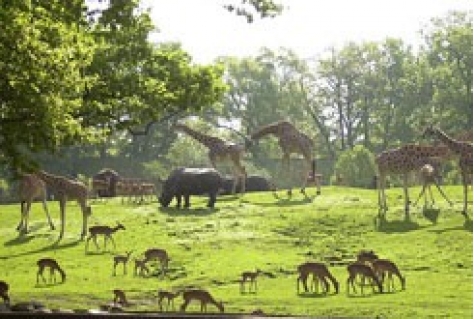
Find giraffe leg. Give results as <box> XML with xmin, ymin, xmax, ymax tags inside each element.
<box><xmin>42</xmin><ymin>199</ymin><xmax>55</xmax><ymax>230</ymax></box>
<box><xmin>41</xmin><ymin>187</ymin><xmax>55</xmax><ymax>230</ymax></box>
<box><xmin>462</xmin><ymin>178</ymin><xmax>469</xmax><ymax>218</ymax></box>
<box><xmin>413</xmin><ymin>184</ymin><xmax>427</xmax><ymax>206</ymax></box>
<box><xmin>377</xmin><ymin>173</ymin><xmax>388</xmax><ymax>212</ymax></box>
<box><xmin>433</xmin><ymin>182</ymin><xmax>452</xmax><ymax>206</ymax></box>
<box><xmin>58</xmin><ymin>199</ymin><xmax>66</xmax><ymax>241</ymax></box>
<box><xmin>18</xmin><ymin>201</ymin><xmax>28</xmax><ymax>233</ymax></box>
<box><xmin>80</xmin><ymin>202</ymin><xmax>90</xmax><ymax>239</ymax></box>
<box><xmin>402</xmin><ymin>174</ymin><xmax>410</xmax><ymax>217</ymax></box>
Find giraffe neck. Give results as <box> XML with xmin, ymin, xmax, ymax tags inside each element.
<box><xmin>432</xmin><ymin>128</ymin><xmax>463</xmax><ymax>154</ymax></box>
<box><xmin>251</xmin><ymin>122</ymin><xmax>283</xmax><ymax>140</ymax></box>
<box><xmin>175</xmin><ymin>125</ymin><xmax>220</xmax><ymax>148</ymax></box>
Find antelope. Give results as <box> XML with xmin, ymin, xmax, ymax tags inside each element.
<box><xmin>113</xmin><ymin>289</ymin><xmax>129</xmax><ymax>307</ymax></box>
<box><xmin>356</xmin><ymin>250</ymin><xmax>379</xmax><ymax>264</ymax></box>
<box><xmin>157</xmin><ymin>289</ymin><xmax>181</xmax><ymax>311</ymax></box>
<box><xmin>113</xmin><ymin>251</ymin><xmax>133</xmax><ymax>276</ymax></box>
<box><xmin>0</xmin><ymin>281</ymin><xmax>10</xmax><ymax>306</ymax></box>
<box><xmin>143</xmin><ymin>248</ymin><xmax>170</xmax><ymax>278</ymax></box>
<box><xmin>37</xmin><ymin>258</ymin><xmax>66</xmax><ymax>284</ymax></box>
<box><xmin>370</xmin><ymin>259</ymin><xmax>406</xmax><ymax>292</ymax></box>
<box><xmin>240</xmin><ymin>269</ymin><xmax>262</xmax><ymax>293</ymax></box>
<box><xmin>86</xmin><ymin>223</ymin><xmax>126</xmax><ymax>251</ymax></box>
<box><xmin>414</xmin><ymin>162</ymin><xmax>452</xmax><ymax>207</ymax></box>
<box><xmin>346</xmin><ymin>262</ymin><xmax>382</xmax><ymax>295</ymax></box>
<box><xmin>180</xmin><ymin>289</ymin><xmax>224</xmax><ymax>313</ymax></box>
<box><xmin>296</xmin><ymin>262</ymin><xmax>339</xmax><ymax>294</ymax></box>
<box><xmin>134</xmin><ymin>258</ymin><xmax>150</xmax><ymax>277</ymax></box>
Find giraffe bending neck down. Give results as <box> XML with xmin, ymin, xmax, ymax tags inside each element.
<box><xmin>376</xmin><ymin>144</ymin><xmax>453</xmax><ymax>216</ymax></box>
<box><xmin>422</xmin><ymin>126</ymin><xmax>473</xmax><ymax>217</ymax></box>
<box><xmin>250</xmin><ymin>120</ymin><xmax>321</xmax><ymax>199</ymax></box>
<box><xmin>173</xmin><ymin>123</ymin><xmax>247</xmax><ymax>194</ymax></box>
<box><xmin>17</xmin><ymin>173</ymin><xmax>55</xmax><ymax>235</ymax></box>
<box><xmin>36</xmin><ymin>170</ymin><xmax>91</xmax><ymax>241</ymax></box>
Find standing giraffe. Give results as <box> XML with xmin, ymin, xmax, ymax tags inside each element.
<box><xmin>376</xmin><ymin>144</ymin><xmax>453</xmax><ymax>216</ymax></box>
<box><xmin>250</xmin><ymin>120</ymin><xmax>321</xmax><ymax>197</ymax></box>
<box><xmin>422</xmin><ymin>126</ymin><xmax>473</xmax><ymax>217</ymax></box>
<box><xmin>17</xmin><ymin>173</ymin><xmax>55</xmax><ymax>234</ymax></box>
<box><xmin>173</xmin><ymin>123</ymin><xmax>247</xmax><ymax>194</ymax></box>
<box><xmin>35</xmin><ymin>170</ymin><xmax>91</xmax><ymax>241</ymax></box>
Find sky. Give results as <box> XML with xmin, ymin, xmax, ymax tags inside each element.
<box><xmin>144</xmin><ymin>0</ymin><xmax>472</xmax><ymax>63</ymax></box>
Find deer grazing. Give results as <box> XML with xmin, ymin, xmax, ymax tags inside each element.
<box><xmin>113</xmin><ymin>289</ymin><xmax>129</xmax><ymax>307</ymax></box>
<box><xmin>240</xmin><ymin>269</ymin><xmax>262</xmax><ymax>293</ymax></box>
<box><xmin>0</xmin><ymin>281</ymin><xmax>10</xmax><ymax>306</ymax></box>
<box><xmin>134</xmin><ymin>258</ymin><xmax>150</xmax><ymax>277</ymax></box>
<box><xmin>180</xmin><ymin>289</ymin><xmax>224</xmax><ymax>313</ymax></box>
<box><xmin>86</xmin><ymin>223</ymin><xmax>126</xmax><ymax>251</ymax></box>
<box><xmin>37</xmin><ymin>258</ymin><xmax>66</xmax><ymax>284</ymax></box>
<box><xmin>157</xmin><ymin>290</ymin><xmax>181</xmax><ymax>311</ymax></box>
<box><xmin>296</xmin><ymin>262</ymin><xmax>339</xmax><ymax>294</ymax></box>
<box><xmin>356</xmin><ymin>250</ymin><xmax>405</xmax><ymax>292</ymax></box>
<box><xmin>370</xmin><ymin>259</ymin><xmax>406</xmax><ymax>292</ymax></box>
<box><xmin>143</xmin><ymin>248</ymin><xmax>170</xmax><ymax>278</ymax></box>
<box><xmin>113</xmin><ymin>251</ymin><xmax>133</xmax><ymax>276</ymax></box>
<box><xmin>346</xmin><ymin>262</ymin><xmax>382</xmax><ymax>295</ymax></box>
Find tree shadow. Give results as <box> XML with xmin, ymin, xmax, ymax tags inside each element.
<box><xmin>158</xmin><ymin>206</ymin><xmax>220</xmax><ymax>216</ymax></box>
<box><xmin>374</xmin><ymin>213</ymin><xmax>423</xmax><ymax>233</ymax></box>
<box><xmin>1</xmin><ymin>239</ymin><xmax>83</xmax><ymax>260</ymax></box>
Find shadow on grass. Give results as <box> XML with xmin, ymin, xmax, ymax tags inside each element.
<box><xmin>242</xmin><ymin>196</ymin><xmax>315</xmax><ymax>208</ymax></box>
<box><xmin>374</xmin><ymin>214</ymin><xmax>423</xmax><ymax>233</ymax></box>
<box><xmin>158</xmin><ymin>206</ymin><xmax>220</xmax><ymax>216</ymax></box>
<box><xmin>1</xmin><ymin>239</ymin><xmax>82</xmax><ymax>260</ymax></box>
<box><xmin>428</xmin><ymin>218</ymin><xmax>473</xmax><ymax>234</ymax></box>
<box><xmin>296</xmin><ymin>291</ymin><xmax>338</xmax><ymax>298</ymax></box>
<box><xmin>35</xmin><ymin>281</ymin><xmax>65</xmax><ymax>288</ymax></box>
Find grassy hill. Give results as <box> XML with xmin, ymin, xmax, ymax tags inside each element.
<box><xmin>0</xmin><ymin>186</ymin><xmax>472</xmax><ymax>318</ymax></box>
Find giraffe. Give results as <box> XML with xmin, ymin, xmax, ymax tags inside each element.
<box><xmin>250</xmin><ymin>120</ymin><xmax>321</xmax><ymax>198</ymax></box>
<box><xmin>422</xmin><ymin>126</ymin><xmax>473</xmax><ymax>217</ymax></box>
<box><xmin>173</xmin><ymin>123</ymin><xmax>247</xmax><ymax>194</ymax></box>
<box><xmin>35</xmin><ymin>170</ymin><xmax>92</xmax><ymax>241</ymax></box>
<box><xmin>17</xmin><ymin>173</ymin><xmax>55</xmax><ymax>235</ymax></box>
<box><xmin>376</xmin><ymin>144</ymin><xmax>453</xmax><ymax>216</ymax></box>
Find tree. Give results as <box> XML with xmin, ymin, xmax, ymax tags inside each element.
<box><xmin>0</xmin><ymin>1</ymin><xmax>95</xmax><ymax>171</ymax></box>
<box><xmin>419</xmin><ymin>10</ymin><xmax>473</xmax><ymax>129</ymax></box>
<box><xmin>224</xmin><ymin>0</ymin><xmax>283</xmax><ymax>23</ymax></box>
<box><xmin>0</xmin><ymin>1</ymin><xmax>227</xmax><ymax>173</ymax></box>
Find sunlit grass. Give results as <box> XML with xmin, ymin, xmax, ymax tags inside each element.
<box><xmin>0</xmin><ymin>185</ymin><xmax>471</xmax><ymax>317</ymax></box>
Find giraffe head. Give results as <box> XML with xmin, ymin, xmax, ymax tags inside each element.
<box><xmin>421</xmin><ymin>125</ymin><xmax>438</xmax><ymax>139</ymax></box>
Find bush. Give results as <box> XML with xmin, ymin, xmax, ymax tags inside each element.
<box><xmin>332</xmin><ymin>145</ymin><xmax>377</xmax><ymax>188</ymax></box>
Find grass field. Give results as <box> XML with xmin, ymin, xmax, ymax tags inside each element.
<box><xmin>0</xmin><ymin>185</ymin><xmax>472</xmax><ymax>318</ymax></box>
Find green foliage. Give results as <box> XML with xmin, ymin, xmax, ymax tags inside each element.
<box><xmin>0</xmin><ymin>0</ymin><xmax>96</xmax><ymax>170</ymax></box>
<box><xmin>0</xmin><ymin>186</ymin><xmax>471</xmax><ymax>317</ymax></box>
<box><xmin>0</xmin><ymin>1</ymin><xmax>227</xmax><ymax>173</ymax></box>
<box><xmin>333</xmin><ymin>145</ymin><xmax>376</xmax><ymax>188</ymax></box>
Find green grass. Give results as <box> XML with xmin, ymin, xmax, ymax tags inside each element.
<box><xmin>0</xmin><ymin>186</ymin><xmax>472</xmax><ymax>318</ymax></box>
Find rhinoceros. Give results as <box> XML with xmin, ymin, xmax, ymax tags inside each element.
<box><xmin>159</xmin><ymin>167</ymin><xmax>223</xmax><ymax>208</ymax></box>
